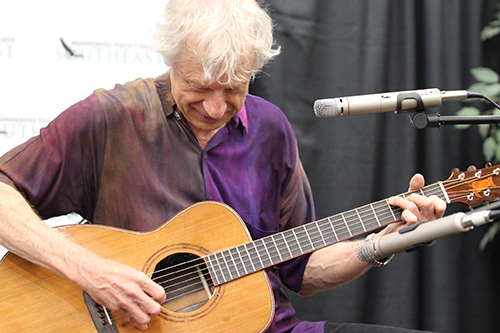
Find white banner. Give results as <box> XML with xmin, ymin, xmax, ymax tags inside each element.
<box><xmin>0</xmin><ymin>0</ymin><xmax>169</xmax><ymax>155</ymax></box>
<box><xmin>0</xmin><ymin>1</ymin><xmax>169</xmax><ymax>235</ymax></box>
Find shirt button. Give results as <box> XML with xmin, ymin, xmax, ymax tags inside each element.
<box><xmin>174</xmin><ymin>111</ymin><xmax>181</xmax><ymax>121</ymax></box>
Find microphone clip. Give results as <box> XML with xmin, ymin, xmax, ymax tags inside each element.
<box><xmin>396</xmin><ymin>92</ymin><xmax>430</xmax><ymax>129</ymax></box>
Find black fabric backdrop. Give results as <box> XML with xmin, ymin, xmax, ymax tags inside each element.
<box><xmin>249</xmin><ymin>1</ymin><xmax>500</xmax><ymax>332</ymax></box>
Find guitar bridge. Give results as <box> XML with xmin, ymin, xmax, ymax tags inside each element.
<box><xmin>83</xmin><ymin>291</ymin><xmax>119</xmax><ymax>333</ymax></box>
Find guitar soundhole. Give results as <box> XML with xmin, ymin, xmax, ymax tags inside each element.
<box><xmin>152</xmin><ymin>252</ymin><xmax>215</xmax><ymax>313</ymax></box>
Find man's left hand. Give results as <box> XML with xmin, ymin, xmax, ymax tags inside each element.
<box><xmin>383</xmin><ymin>173</ymin><xmax>447</xmax><ymax>235</ymax></box>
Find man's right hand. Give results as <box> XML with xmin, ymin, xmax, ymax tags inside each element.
<box><xmin>72</xmin><ymin>255</ymin><xmax>166</xmax><ymax>331</ymax></box>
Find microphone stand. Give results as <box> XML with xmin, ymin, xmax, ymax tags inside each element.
<box><xmin>402</xmin><ymin>111</ymin><xmax>500</xmax><ymax>129</ymax></box>
<box><xmin>396</xmin><ymin>91</ymin><xmax>500</xmax><ymax>129</ymax></box>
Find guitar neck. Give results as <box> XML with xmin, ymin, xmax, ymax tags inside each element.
<box><xmin>205</xmin><ymin>182</ymin><xmax>448</xmax><ymax>286</ymax></box>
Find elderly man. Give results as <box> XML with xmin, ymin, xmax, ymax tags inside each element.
<box><xmin>0</xmin><ymin>0</ymin><xmax>445</xmax><ymax>332</ymax></box>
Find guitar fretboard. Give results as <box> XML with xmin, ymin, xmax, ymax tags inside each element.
<box><xmin>205</xmin><ymin>182</ymin><xmax>447</xmax><ymax>286</ymax></box>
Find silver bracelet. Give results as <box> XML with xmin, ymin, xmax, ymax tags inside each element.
<box><xmin>356</xmin><ymin>233</ymin><xmax>394</xmax><ymax>267</ymax></box>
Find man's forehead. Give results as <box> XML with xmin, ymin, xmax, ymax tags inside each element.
<box><xmin>176</xmin><ymin>47</ymin><xmax>253</xmax><ymax>85</ymax></box>
<box><xmin>177</xmin><ymin>63</ymin><xmax>250</xmax><ymax>89</ymax></box>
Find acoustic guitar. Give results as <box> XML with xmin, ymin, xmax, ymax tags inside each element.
<box><xmin>1</xmin><ymin>165</ymin><xmax>499</xmax><ymax>332</ymax></box>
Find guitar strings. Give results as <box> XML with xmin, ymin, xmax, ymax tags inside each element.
<box><xmin>152</xmin><ymin>183</ymin><xmax>489</xmax><ymax>297</ymax></box>
<box><xmin>156</xmin><ymin>189</ymin><xmax>497</xmax><ymax>304</ymax></box>
<box><xmin>148</xmin><ymin>170</ymin><xmax>500</xmax><ymax>303</ymax></box>
<box><xmin>151</xmin><ymin>173</ymin><xmax>496</xmax><ymax>295</ymax></box>
<box><xmin>151</xmin><ymin>182</ymin><xmax>439</xmax><ymax>283</ymax></box>
<box><xmin>151</xmin><ymin>192</ymin><xmax>415</xmax><ymax>283</ymax></box>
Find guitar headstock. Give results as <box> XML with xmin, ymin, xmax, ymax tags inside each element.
<box><xmin>443</xmin><ymin>164</ymin><xmax>500</xmax><ymax>209</ymax></box>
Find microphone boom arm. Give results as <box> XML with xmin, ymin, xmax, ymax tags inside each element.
<box><xmin>399</xmin><ymin>91</ymin><xmax>500</xmax><ymax>129</ymax></box>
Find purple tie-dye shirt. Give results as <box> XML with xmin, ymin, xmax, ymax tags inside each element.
<box><xmin>0</xmin><ymin>73</ymin><xmax>326</xmax><ymax>332</ymax></box>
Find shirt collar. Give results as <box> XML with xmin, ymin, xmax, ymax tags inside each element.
<box><xmin>232</xmin><ymin>103</ymin><xmax>248</xmax><ymax>135</ymax></box>
<box><xmin>155</xmin><ymin>72</ymin><xmax>249</xmax><ymax>135</ymax></box>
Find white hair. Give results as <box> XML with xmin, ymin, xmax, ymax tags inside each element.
<box><xmin>154</xmin><ymin>0</ymin><xmax>281</xmax><ymax>84</ymax></box>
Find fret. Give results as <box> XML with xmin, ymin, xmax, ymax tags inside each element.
<box><xmin>214</xmin><ymin>252</ymin><xmax>229</xmax><ymax>283</ymax></box>
<box><xmin>221</xmin><ymin>251</ymin><xmax>234</xmax><ymax>281</ymax></box>
<box><xmin>252</xmin><ymin>241</ymin><xmax>265</xmax><ymax>270</ymax></box>
<box><xmin>420</xmin><ymin>185</ymin><xmax>431</xmax><ymax>197</ymax></box>
<box><xmin>291</xmin><ymin>229</ymin><xmax>304</xmax><ymax>255</ymax></box>
<box><xmin>301</xmin><ymin>225</ymin><xmax>316</xmax><ymax>252</ymax></box>
<box><xmin>310</xmin><ymin>223</ymin><xmax>325</xmax><ymax>249</ymax></box>
<box><xmin>271</xmin><ymin>235</ymin><xmax>284</xmax><ymax>262</ymax></box>
<box><xmin>228</xmin><ymin>248</ymin><xmax>242</xmax><ymax>278</ymax></box>
<box><xmin>319</xmin><ymin>219</ymin><xmax>337</xmax><ymax>244</ymax></box>
<box><xmin>281</xmin><ymin>233</ymin><xmax>293</xmax><ymax>258</ymax></box>
<box><xmin>438</xmin><ymin>181</ymin><xmax>450</xmax><ymax>203</ymax></box>
<box><xmin>304</xmin><ymin>227</ymin><xmax>315</xmax><ymax>250</ymax></box>
<box><xmin>315</xmin><ymin>221</ymin><xmax>327</xmax><ymax>247</ymax></box>
<box><xmin>386</xmin><ymin>199</ymin><xmax>397</xmax><ymax>220</ymax></box>
<box><xmin>341</xmin><ymin>213</ymin><xmax>352</xmax><ymax>237</ymax></box>
<box><xmin>422</xmin><ymin>183</ymin><xmax>446</xmax><ymax>202</ymax></box>
<box><xmin>283</xmin><ymin>230</ymin><xmax>303</xmax><ymax>257</ymax></box>
<box><xmin>206</xmin><ymin>254</ymin><xmax>220</xmax><ymax>286</ymax></box>
<box><xmin>243</xmin><ymin>243</ymin><xmax>257</xmax><ymax>272</ymax></box>
<box><xmin>235</xmin><ymin>246</ymin><xmax>248</xmax><ymax>275</ymax></box>
<box><xmin>327</xmin><ymin>217</ymin><xmax>339</xmax><ymax>241</ymax></box>
<box><xmin>355</xmin><ymin>209</ymin><xmax>366</xmax><ymax>232</ymax></box>
<box><xmin>370</xmin><ymin>203</ymin><xmax>382</xmax><ymax>227</ymax></box>
<box><xmin>259</xmin><ymin>238</ymin><xmax>273</xmax><ymax>267</ymax></box>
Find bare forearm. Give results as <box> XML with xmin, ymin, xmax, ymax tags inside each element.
<box><xmin>0</xmin><ymin>182</ymin><xmax>165</xmax><ymax>329</ymax></box>
<box><xmin>299</xmin><ymin>240</ymin><xmax>371</xmax><ymax>296</ymax></box>
<box><xmin>0</xmin><ymin>182</ymin><xmax>98</xmax><ymax>281</ymax></box>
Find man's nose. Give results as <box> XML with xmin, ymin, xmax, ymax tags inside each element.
<box><xmin>202</xmin><ymin>91</ymin><xmax>227</xmax><ymax>119</ymax></box>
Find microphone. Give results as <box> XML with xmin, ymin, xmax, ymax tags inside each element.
<box><xmin>356</xmin><ymin>209</ymin><xmax>500</xmax><ymax>262</ymax></box>
<box><xmin>314</xmin><ymin>88</ymin><xmax>472</xmax><ymax>118</ymax></box>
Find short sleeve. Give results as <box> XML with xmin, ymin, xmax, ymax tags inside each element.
<box><xmin>0</xmin><ymin>94</ymin><xmax>106</xmax><ymax>220</ymax></box>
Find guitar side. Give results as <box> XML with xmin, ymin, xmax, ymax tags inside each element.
<box><xmin>0</xmin><ymin>201</ymin><xmax>274</xmax><ymax>333</ymax></box>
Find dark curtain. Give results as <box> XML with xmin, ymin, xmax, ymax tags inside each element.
<box><xmin>249</xmin><ymin>1</ymin><xmax>500</xmax><ymax>332</ymax></box>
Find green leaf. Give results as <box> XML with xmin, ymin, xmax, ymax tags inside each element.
<box><xmin>454</xmin><ymin>107</ymin><xmax>479</xmax><ymax>130</ymax></box>
<box><xmin>468</xmin><ymin>82</ymin><xmax>492</xmax><ymax>96</ymax></box>
<box><xmin>495</xmin><ymin>128</ymin><xmax>500</xmax><ymax>142</ymax></box>
<box><xmin>478</xmin><ymin>124</ymin><xmax>491</xmax><ymax>139</ymax></box>
<box><xmin>480</xmin><ymin>23</ymin><xmax>500</xmax><ymax>41</ymax></box>
<box><xmin>468</xmin><ymin>82</ymin><xmax>500</xmax><ymax>98</ymax></box>
<box><xmin>485</xmin><ymin>82</ymin><xmax>500</xmax><ymax>97</ymax></box>
<box><xmin>480</xmin><ymin>222</ymin><xmax>500</xmax><ymax>250</ymax></box>
<box><xmin>495</xmin><ymin>142</ymin><xmax>500</xmax><ymax>163</ymax></box>
<box><xmin>483</xmin><ymin>136</ymin><xmax>496</xmax><ymax>161</ymax></box>
<box><xmin>454</xmin><ymin>124</ymin><xmax>471</xmax><ymax>130</ymax></box>
<box><xmin>456</xmin><ymin>106</ymin><xmax>480</xmax><ymax>116</ymax></box>
<box><xmin>471</xmin><ymin>67</ymin><xmax>500</xmax><ymax>84</ymax></box>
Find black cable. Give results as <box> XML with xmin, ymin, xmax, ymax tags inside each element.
<box><xmin>467</xmin><ymin>91</ymin><xmax>500</xmax><ymax>111</ymax></box>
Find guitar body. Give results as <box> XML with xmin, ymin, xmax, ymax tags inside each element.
<box><xmin>0</xmin><ymin>201</ymin><xmax>274</xmax><ymax>332</ymax></box>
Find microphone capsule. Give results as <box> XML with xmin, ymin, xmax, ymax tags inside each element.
<box><xmin>313</xmin><ymin>98</ymin><xmax>339</xmax><ymax>118</ymax></box>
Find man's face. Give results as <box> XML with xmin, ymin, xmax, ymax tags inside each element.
<box><xmin>170</xmin><ymin>51</ymin><xmax>252</xmax><ymax>139</ymax></box>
